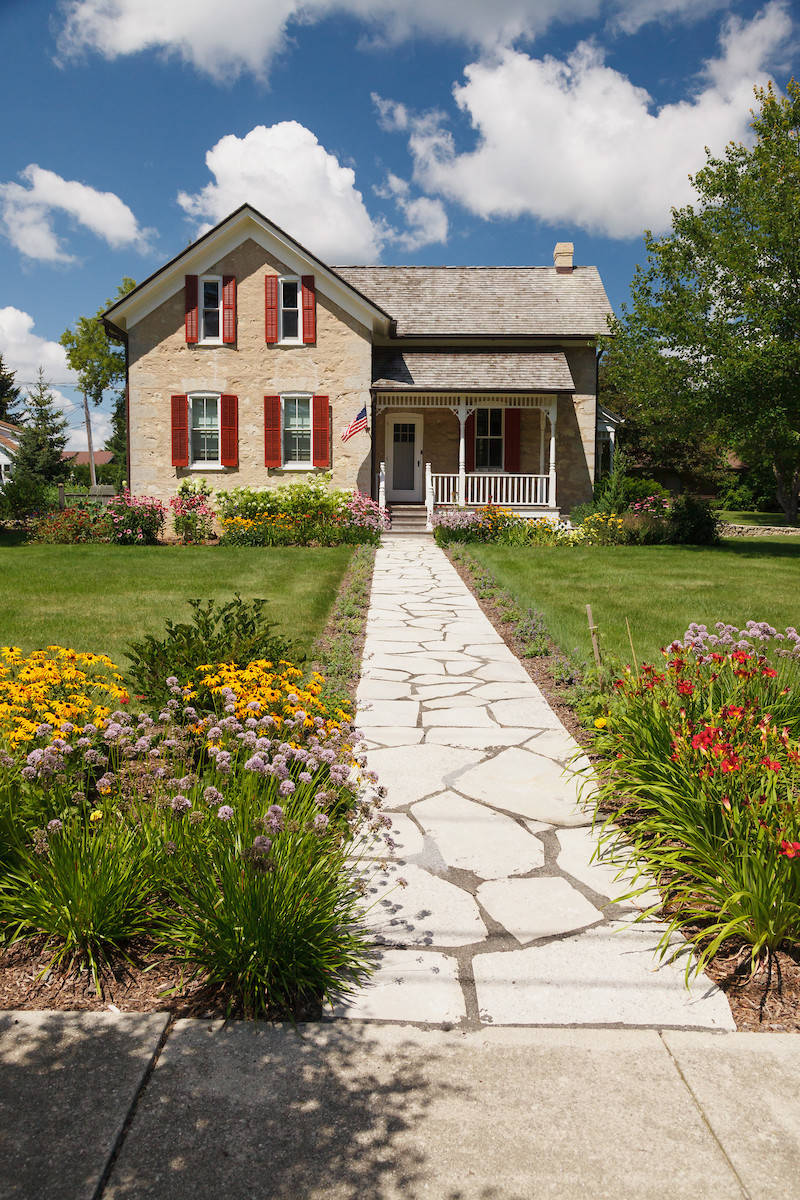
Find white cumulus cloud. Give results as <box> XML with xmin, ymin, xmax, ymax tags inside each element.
<box><xmin>56</xmin><ymin>0</ymin><xmax>732</xmax><ymax>81</ymax></box>
<box><xmin>0</xmin><ymin>307</ymin><xmax>75</xmax><ymax>383</ymax></box>
<box><xmin>380</xmin><ymin>1</ymin><xmax>791</xmax><ymax>239</ymax></box>
<box><xmin>0</xmin><ymin>165</ymin><xmax>155</xmax><ymax>263</ymax></box>
<box><xmin>375</xmin><ymin>173</ymin><xmax>449</xmax><ymax>251</ymax></box>
<box><xmin>177</xmin><ymin>121</ymin><xmax>386</xmax><ymax>262</ymax></box>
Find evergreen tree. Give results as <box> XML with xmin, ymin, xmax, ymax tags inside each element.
<box><xmin>105</xmin><ymin>390</ymin><xmax>128</xmax><ymax>487</ymax></box>
<box><xmin>0</xmin><ymin>354</ymin><xmax>22</xmax><ymax>424</ymax></box>
<box><xmin>1</xmin><ymin>370</ymin><xmax>69</xmax><ymax>517</ymax></box>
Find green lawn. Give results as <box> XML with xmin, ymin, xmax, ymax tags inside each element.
<box><xmin>718</xmin><ymin>510</ymin><xmax>788</xmax><ymax>526</ymax></box>
<box><xmin>0</xmin><ymin>540</ymin><xmax>353</xmax><ymax>671</ymax></box>
<box><xmin>465</xmin><ymin>538</ymin><xmax>800</xmax><ymax>666</ymax></box>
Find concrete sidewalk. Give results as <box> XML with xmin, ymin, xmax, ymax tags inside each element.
<box><xmin>2</xmin><ymin>1011</ymin><xmax>798</xmax><ymax>1199</ymax></box>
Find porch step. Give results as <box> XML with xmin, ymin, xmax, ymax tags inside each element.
<box><xmin>388</xmin><ymin>504</ymin><xmax>429</xmax><ymax>534</ymax></box>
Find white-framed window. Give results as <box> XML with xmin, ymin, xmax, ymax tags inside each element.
<box><xmin>279</xmin><ymin>277</ymin><xmax>301</xmax><ymax>343</ymax></box>
<box><xmin>199</xmin><ymin>275</ymin><xmax>223</xmax><ymax>344</ymax></box>
<box><xmin>475</xmin><ymin>408</ymin><xmax>503</xmax><ymax>470</ymax></box>
<box><xmin>282</xmin><ymin>394</ymin><xmax>312</xmax><ymax>467</ymax></box>
<box><xmin>190</xmin><ymin>393</ymin><xmax>220</xmax><ymax>466</ymax></box>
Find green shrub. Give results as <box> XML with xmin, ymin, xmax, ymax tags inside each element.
<box><xmin>29</xmin><ymin>504</ymin><xmax>110</xmax><ymax>544</ymax></box>
<box><xmin>665</xmin><ymin>493</ymin><xmax>719</xmax><ymax>544</ymax></box>
<box><xmin>126</xmin><ymin>595</ymin><xmax>299</xmax><ymax>706</ymax></box>
<box><xmin>157</xmin><ymin>782</ymin><xmax>372</xmax><ymax>1018</ymax></box>
<box><xmin>0</xmin><ymin>814</ymin><xmax>153</xmax><ymax>994</ymax></box>
<box><xmin>216</xmin><ymin>481</ymin><xmax>386</xmax><ymax>546</ymax></box>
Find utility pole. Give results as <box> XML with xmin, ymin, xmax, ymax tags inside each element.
<box><xmin>82</xmin><ymin>390</ymin><xmax>97</xmax><ymax>487</ymax></box>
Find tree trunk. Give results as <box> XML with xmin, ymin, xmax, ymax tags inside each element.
<box><xmin>82</xmin><ymin>391</ymin><xmax>96</xmax><ymax>488</ymax></box>
<box><xmin>774</xmin><ymin>464</ymin><xmax>799</xmax><ymax>525</ymax></box>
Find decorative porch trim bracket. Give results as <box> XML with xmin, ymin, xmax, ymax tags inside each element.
<box><xmin>449</xmin><ymin>402</ymin><xmax>470</xmax><ymax>507</ymax></box>
<box><xmin>378</xmin><ymin>460</ymin><xmax>386</xmax><ymax>511</ymax></box>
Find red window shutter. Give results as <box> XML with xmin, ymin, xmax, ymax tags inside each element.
<box><xmin>312</xmin><ymin>395</ymin><xmax>330</xmax><ymax>468</ymax></box>
<box><xmin>185</xmin><ymin>276</ymin><xmax>198</xmax><ymax>344</ymax></box>
<box><xmin>504</xmin><ymin>407</ymin><xmax>521</xmax><ymax>473</ymax></box>
<box><xmin>220</xmin><ymin>394</ymin><xmax>238</xmax><ymax>467</ymax></box>
<box><xmin>171</xmin><ymin>395</ymin><xmax>189</xmax><ymax>467</ymax></box>
<box><xmin>222</xmin><ymin>276</ymin><xmax>236</xmax><ymax>344</ymax></box>
<box><xmin>264</xmin><ymin>395</ymin><xmax>281</xmax><ymax>467</ymax></box>
<box><xmin>301</xmin><ymin>275</ymin><xmax>316</xmax><ymax>344</ymax></box>
<box><xmin>265</xmin><ymin>275</ymin><xmax>278</xmax><ymax>343</ymax></box>
<box><xmin>465</xmin><ymin>411</ymin><xmax>475</xmax><ymax>473</ymax></box>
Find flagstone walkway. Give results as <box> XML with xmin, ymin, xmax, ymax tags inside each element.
<box><xmin>337</xmin><ymin>536</ymin><xmax>734</xmax><ymax>1030</ymax></box>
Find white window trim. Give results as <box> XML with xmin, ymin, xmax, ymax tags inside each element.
<box><xmin>199</xmin><ymin>275</ymin><xmax>223</xmax><ymax>345</ymax></box>
<box><xmin>278</xmin><ymin>276</ymin><xmax>302</xmax><ymax>345</ymax></box>
<box><xmin>281</xmin><ymin>392</ymin><xmax>313</xmax><ymax>469</ymax></box>
<box><xmin>474</xmin><ymin>407</ymin><xmax>504</xmax><ymax>472</ymax></box>
<box><xmin>189</xmin><ymin>391</ymin><xmax>223</xmax><ymax>470</ymax></box>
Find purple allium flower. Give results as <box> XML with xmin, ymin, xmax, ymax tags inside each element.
<box><xmin>59</xmin><ymin>722</ymin><xmax>75</xmax><ymax>734</ymax></box>
<box><xmin>203</xmin><ymin>786</ymin><xmax>223</xmax><ymax>806</ymax></box>
<box><xmin>164</xmin><ymin>840</ymin><xmax>176</xmax><ymax>856</ymax></box>
<box><xmin>251</xmin><ymin>834</ymin><xmax>271</xmax><ymax>855</ymax></box>
<box><xmin>279</xmin><ymin>779</ymin><xmax>296</xmax><ymax>796</ymax></box>
<box><xmin>165</xmin><ymin>676</ymin><xmax>179</xmax><ymax>687</ymax></box>
<box><xmin>83</xmin><ymin>723</ymin><xmax>97</xmax><ymax>736</ymax></box>
<box><xmin>265</xmin><ymin>804</ymin><xmax>285</xmax><ymax>832</ymax></box>
<box><xmin>35</xmin><ymin>722</ymin><xmax>53</xmax><ymax>737</ymax></box>
<box><xmin>171</xmin><ymin>794</ymin><xmax>192</xmax><ymax>814</ymax></box>
<box><xmin>21</xmin><ymin>766</ymin><xmax>36</xmax><ymax>781</ymax></box>
<box><xmin>158</xmin><ymin>711</ymin><xmax>171</xmax><ymax>722</ymax></box>
<box><xmin>47</xmin><ymin>819</ymin><xmax>63</xmax><ymax>833</ymax></box>
<box><xmin>217</xmin><ymin>805</ymin><xmax>234</xmax><ymax>821</ymax></box>
<box><xmin>298</xmin><ymin>771</ymin><xmax>313</xmax><ymax>784</ymax></box>
<box><xmin>206</xmin><ymin>726</ymin><xmax>223</xmax><ymax>740</ymax></box>
<box><xmin>313</xmin><ymin>813</ymin><xmax>329</xmax><ymax>833</ymax></box>
<box><xmin>76</xmin><ymin>737</ymin><xmax>91</xmax><ymax>749</ymax></box>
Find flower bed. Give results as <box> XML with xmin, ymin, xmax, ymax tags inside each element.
<box><xmin>217</xmin><ymin>481</ymin><xmax>387</xmax><ymax>546</ymax></box>
<box><xmin>30</xmin><ymin>491</ymin><xmax>166</xmax><ymax>545</ymax></box>
<box><xmin>0</xmin><ymin>646</ymin><xmax>388</xmax><ymax>1016</ymax></box>
<box><xmin>592</xmin><ymin>620</ymin><xmax>800</xmax><ymax>974</ymax></box>
<box><xmin>432</xmin><ymin>504</ymin><xmax>624</xmax><ymax>547</ymax></box>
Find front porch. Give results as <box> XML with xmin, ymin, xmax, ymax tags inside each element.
<box><xmin>374</xmin><ymin>393</ymin><xmax>561</xmax><ymax>530</ymax></box>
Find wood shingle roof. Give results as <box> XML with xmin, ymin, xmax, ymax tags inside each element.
<box><xmin>334</xmin><ymin>265</ymin><xmax>613</xmax><ymax>337</ymax></box>
<box><xmin>372</xmin><ymin>350</ymin><xmax>575</xmax><ymax>391</ymax></box>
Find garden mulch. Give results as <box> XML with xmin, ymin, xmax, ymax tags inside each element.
<box><xmin>446</xmin><ymin>545</ymin><xmax>800</xmax><ymax>1035</ymax></box>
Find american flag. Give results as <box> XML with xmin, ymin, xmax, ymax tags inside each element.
<box><xmin>341</xmin><ymin>406</ymin><xmax>368</xmax><ymax>442</ymax></box>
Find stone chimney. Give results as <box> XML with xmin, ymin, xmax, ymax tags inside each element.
<box><xmin>553</xmin><ymin>242</ymin><xmax>574</xmax><ymax>273</ymax></box>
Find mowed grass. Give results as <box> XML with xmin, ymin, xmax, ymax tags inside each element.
<box><xmin>0</xmin><ymin>540</ymin><xmax>354</xmax><ymax>672</ymax></box>
<box><xmin>466</xmin><ymin>537</ymin><xmax>800</xmax><ymax>665</ymax></box>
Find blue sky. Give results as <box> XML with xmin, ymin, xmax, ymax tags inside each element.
<box><xmin>0</xmin><ymin>0</ymin><xmax>796</xmax><ymax>449</ymax></box>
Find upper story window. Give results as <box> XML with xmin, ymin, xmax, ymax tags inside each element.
<box><xmin>200</xmin><ymin>276</ymin><xmax>222</xmax><ymax>343</ymax></box>
<box><xmin>265</xmin><ymin>274</ymin><xmax>316</xmax><ymax>344</ymax></box>
<box><xmin>185</xmin><ymin>274</ymin><xmax>236</xmax><ymax>345</ymax></box>
<box><xmin>475</xmin><ymin>408</ymin><xmax>503</xmax><ymax>469</ymax></box>
<box><xmin>279</xmin><ymin>278</ymin><xmax>301</xmax><ymax>342</ymax></box>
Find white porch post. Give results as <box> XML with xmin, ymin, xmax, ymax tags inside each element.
<box><xmin>548</xmin><ymin>402</ymin><xmax>557</xmax><ymax>509</ymax></box>
<box><xmin>425</xmin><ymin>461</ymin><xmax>433</xmax><ymax>531</ymax></box>
<box><xmin>378</xmin><ymin>460</ymin><xmax>386</xmax><ymax>511</ymax></box>
<box><xmin>456</xmin><ymin>402</ymin><xmax>468</xmax><ymax>506</ymax></box>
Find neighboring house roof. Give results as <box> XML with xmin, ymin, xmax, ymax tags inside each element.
<box><xmin>0</xmin><ymin>419</ymin><xmax>22</xmax><ymax>455</ymax></box>
<box><xmin>62</xmin><ymin>450</ymin><xmax>115</xmax><ymax>465</ymax></box>
<box><xmin>372</xmin><ymin>351</ymin><xmax>575</xmax><ymax>392</ymax></box>
<box><xmin>335</xmin><ymin>265</ymin><xmax>613</xmax><ymax>338</ymax></box>
<box><xmin>102</xmin><ymin>203</ymin><xmax>393</xmax><ymax>338</ymax></box>
<box><xmin>0</xmin><ymin>434</ymin><xmax>18</xmax><ymax>455</ymax></box>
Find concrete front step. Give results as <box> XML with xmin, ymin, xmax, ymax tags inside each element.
<box><xmin>388</xmin><ymin>504</ymin><xmax>429</xmax><ymax>534</ymax></box>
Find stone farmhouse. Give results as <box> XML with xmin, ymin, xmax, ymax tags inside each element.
<box><xmin>102</xmin><ymin>203</ymin><xmax>613</xmax><ymax>529</ymax></box>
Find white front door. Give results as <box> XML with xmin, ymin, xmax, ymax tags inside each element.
<box><xmin>385</xmin><ymin>414</ymin><xmax>423</xmax><ymax>501</ymax></box>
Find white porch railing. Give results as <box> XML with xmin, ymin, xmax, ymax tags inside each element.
<box><xmin>429</xmin><ymin>471</ymin><xmax>551</xmax><ymax>511</ymax></box>
<box><xmin>465</xmin><ymin>473</ymin><xmax>550</xmax><ymax>507</ymax></box>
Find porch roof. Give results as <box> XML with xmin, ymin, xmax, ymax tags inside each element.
<box><xmin>372</xmin><ymin>350</ymin><xmax>574</xmax><ymax>392</ymax></box>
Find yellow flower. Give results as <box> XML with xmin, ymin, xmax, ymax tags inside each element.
<box><xmin>89</xmin><ymin>809</ymin><xmax>103</xmax><ymax>823</ymax></box>
<box><xmin>594</xmin><ymin>717</ymin><xmax>608</xmax><ymax>729</ymax></box>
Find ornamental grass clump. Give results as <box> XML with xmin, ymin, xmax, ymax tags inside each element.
<box><xmin>592</xmin><ymin>620</ymin><xmax>800</xmax><ymax>976</ymax></box>
<box><xmin>0</xmin><ymin>644</ymin><xmax>389</xmax><ymax>1015</ymax></box>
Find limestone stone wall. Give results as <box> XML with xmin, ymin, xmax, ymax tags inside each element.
<box><xmin>127</xmin><ymin>237</ymin><xmax>373</xmax><ymax>502</ymax></box>
<box><xmin>557</xmin><ymin>346</ymin><xmax>597</xmax><ymax>512</ymax></box>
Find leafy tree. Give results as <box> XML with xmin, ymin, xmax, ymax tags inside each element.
<box><xmin>60</xmin><ymin>277</ymin><xmax>135</xmax><ymax>485</ymax></box>
<box><xmin>1</xmin><ymin>370</ymin><xmax>68</xmax><ymax>517</ymax></box>
<box><xmin>0</xmin><ymin>354</ymin><xmax>22</xmax><ymax>424</ymax></box>
<box><xmin>605</xmin><ymin>80</ymin><xmax>800</xmax><ymax>523</ymax></box>
<box><xmin>105</xmin><ymin>391</ymin><xmax>128</xmax><ymax>488</ymax></box>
